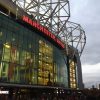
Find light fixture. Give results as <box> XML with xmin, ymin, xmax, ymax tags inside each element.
<box><xmin>4</xmin><ymin>43</ymin><xmax>10</xmax><ymax>48</ymax></box>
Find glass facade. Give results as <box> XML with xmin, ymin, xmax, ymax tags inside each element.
<box><xmin>0</xmin><ymin>13</ymin><xmax>68</xmax><ymax>87</ymax></box>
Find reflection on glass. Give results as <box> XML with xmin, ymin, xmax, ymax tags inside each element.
<box><xmin>0</xmin><ymin>41</ymin><xmax>35</xmax><ymax>84</ymax></box>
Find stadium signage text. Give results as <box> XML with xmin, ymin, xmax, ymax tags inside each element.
<box><xmin>22</xmin><ymin>15</ymin><xmax>65</xmax><ymax>49</ymax></box>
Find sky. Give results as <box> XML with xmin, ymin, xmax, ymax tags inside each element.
<box><xmin>70</xmin><ymin>0</ymin><xmax>100</xmax><ymax>88</ymax></box>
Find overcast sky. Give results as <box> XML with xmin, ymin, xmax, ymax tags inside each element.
<box><xmin>70</xmin><ymin>0</ymin><xmax>100</xmax><ymax>88</ymax></box>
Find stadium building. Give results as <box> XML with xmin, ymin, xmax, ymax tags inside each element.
<box><xmin>0</xmin><ymin>0</ymin><xmax>86</xmax><ymax>99</ymax></box>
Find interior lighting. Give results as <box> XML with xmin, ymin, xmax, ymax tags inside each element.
<box><xmin>46</xmin><ymin>45</ymin><xmax>48</xmax><ymax>47</ymax></box>
<box><xmin>56</xmin><ymin>91</ymin><xmax>58</xmax><ymax>94</ymax></box>
<box><xmin>39</xmin><ymin>40</ymin><xmax>42</xmax><ymax>44</ymax></box>
<box><xmin>46</xmin><ymin>56</ymin><xmax>48</xmax><ymax>58</ymax></box>
<box><xmin>33</xmin><ymin>77</ymin><xmax>35</xmax><ymax>79</ymax></box>
<box><xmin>4</xmin><ymin>43</ymin><xmax>10</xmax><ymax>48</ymax></box>
<box><xmin>39</xmin><ymin>53</ymin><xmax>41</xmax><ymax>55</ymax></box>
<box><xmin>12</xmin><ymin>38</ymin><xmax>15</xmax><ymax>41</ymax></box>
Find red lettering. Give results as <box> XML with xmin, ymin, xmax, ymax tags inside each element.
<box><xmin>47</xmin><ymin>30</ymin><xmax>50</xmax><ymax>36</ymax></box>
<box><xmin>36</xmin><ymin>23</ymin><xmax>40</xmax><ymax>29</ymax></box>
<box><xmin>56</xmin><ymin>39</ymin><xmax>65</xmax><ymax>48</ymax></box>
<box><xmin>51</xmin><ymin>33</ymin><xmax>55</xmax><ymax>40</ymax></box>
<box><xmin>22</xmin><ymin>15</ymin><xmax>65</xmax><ymax>49</ymax></box>
<box><xmin>28</xmin><ymin>19</ymin><xmax>33</xmax><ymax>26</ymax></box>
<box><xmin>43</xmin><ymin>28</ymin><xmax>48</xmax><ymax>35</ymax></box>
<box><xmin>22</xmin><ymin>16</ymin><xmax>29</xmax><ymax>23</ymax></box>
<box><xmin>48</xmin><ymin>32</ymin><xmax>52</xmax><ymax>37</ymax></box>
<box><xmin>32</xmin><ymin>21</ymin><xmax>37</xmax><ymax>28</ymax></box>
<box><xmin>39</xmin><ymin>25</ymin><xmax>44</xmax><ymax>32</ymax></box>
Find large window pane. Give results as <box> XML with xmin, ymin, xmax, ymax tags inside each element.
<box><xmin>38</xmin><ymin>40</ymin><xmax>53</xmax><ymax>85</ymax></box>
<box><xmin>0</xmin><ymin>62</ymin><xmax>8</xmax><ymax>82</ymax></box>
<box><xmin>3</xmin><ymin>43</ymin><xmax>11</xmax><ymax>62</ymax></box>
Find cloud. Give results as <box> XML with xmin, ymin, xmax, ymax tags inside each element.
<box><xmin>82</xmin><ymin>63</ymin><xmax>100</xmax><ymax>88</ymax></box>
<box><xmin>82</xmin><ymin>63</ymin><xmax>100</xmax><ymax>74</ymax></box>
<box><xmin>81</xmin><ymin>39</ymin><xmax>100</xmax><ymax>64</ymax></box>
<box><xmin>70</xmin><ymin>0</ymin><xmax>100</xmax><ymax>88</ymax></box>
<box><xmin>70</xmin><ymin>0</ymin><xmax>100</xmax><ymax>65</ymax></box>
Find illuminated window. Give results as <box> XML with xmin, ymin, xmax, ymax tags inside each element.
<box><xmin>3</xmin><ymin>43</ymin><xmax>11</xmax><ymax>62</ymax></box>
<box><xmin>38</xmin><ymin>40</ymin><xmax>53</xmax><ymax>85</ymax></box>
<box><xmin>69</xmin><ymin>60</ymin><xmax>77</xmax><ymax>88</ymax></box>
<box><xmin>0</xmin><ymin>62</ymin><xmax>8</xmax><ymax>81</ymax></box>
<box><xmin>10</xmin><ymin>46</ymin><xmax>19</xmax><ymax>63</ymax></box>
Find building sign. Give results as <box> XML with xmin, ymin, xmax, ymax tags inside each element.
<box><xmin>22</xmin><ymin>16</ymin><xmax>65</xmax><ymax>49</ymax></box>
